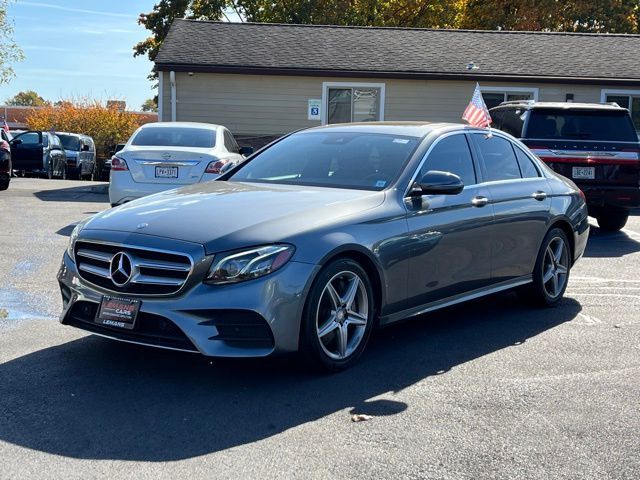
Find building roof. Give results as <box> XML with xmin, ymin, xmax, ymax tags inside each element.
<box><xmin>155</xmin><ymin>20</ymin><xmax>640</xmax><ymax>85</ymax></box>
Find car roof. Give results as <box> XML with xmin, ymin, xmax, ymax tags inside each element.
<box><xmin>140</xmin><ymin>121</ymin><xmax>222</xmax><ymax>130</ymax></box>
<box><xmin>301</xmin><ymin>121</ymin><xmax>476</xmax><ymax>138</ymax></box>
<box><xmin>56</xmin><ymin>132</ymin><xmax>92</xmax><ymax>138</ymax></box>
<box><xmin>492</xmin><ymin>101</ymin><xmax>626</xmax><ymax>111</ymax></box>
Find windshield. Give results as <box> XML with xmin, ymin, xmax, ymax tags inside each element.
<box><xmin>228</xmin><ymin>131</ymin><xmax>420</xmax><ymax>190</ymax></box>
<box><xmin>131</xmin><ymin>127</ymin><xmax>216</xmax><ymax>148</ymax></box>
<box><xmin>527</xmin><ymin>109</ymin><xmax>638</xmax><ymax>142</ymax></box>
<box><xmin>58</xmin><ymin>134</ymin><xmax>81</xmax><ymax>151</ymax></box>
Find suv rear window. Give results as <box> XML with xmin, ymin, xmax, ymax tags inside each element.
<box><xmin>527</xmin><ymin>109</ymin><xmax>637</xmax><ymax>142</ymax></box>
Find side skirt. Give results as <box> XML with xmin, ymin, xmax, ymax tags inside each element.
<box><xmin>379</xmin><ymin>275</ymin><xmax>533</xmax><ymax>326</ymax></box>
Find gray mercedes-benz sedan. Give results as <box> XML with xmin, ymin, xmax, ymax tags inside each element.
<box><xmin>58</xmin><ymin>122</ymin><xmax>589</xmax><ymax>371</ymax></box>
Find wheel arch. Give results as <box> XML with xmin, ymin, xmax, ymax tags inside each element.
<box><xmin>548</xmin><ymin>217</ymin><xmax>576</xmax><ymax>265</ymax></box>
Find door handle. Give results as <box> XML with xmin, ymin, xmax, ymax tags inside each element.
<box><xmin>532</xmin><ymin>191</ymin><xmax>547</xmax><ymax>201</ymax></box>
<box><xmin>471</xmin><ymin>196</ymin><xmax>489</xmax><ymax>207</ymax></box>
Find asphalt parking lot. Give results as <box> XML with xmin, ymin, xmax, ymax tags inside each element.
<box><xmin>0</xmin><ymin>178</ymin><xmax>639</xmax><ymax>479</ymax></box>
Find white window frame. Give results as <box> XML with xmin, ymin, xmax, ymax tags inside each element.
<box><xmin>479</xmin><ymin>86</ymin><xmax>539</xmax><ymax>105</ymax></box>
<box><xmin>602</xmin><ymin>89</ymin><xmax>640</xmax><ymax>133</ymax></box>
<box><xmin>321</xmin><ymin>82</ymin><xmax>386</xmax><ymax>125</ymax></box>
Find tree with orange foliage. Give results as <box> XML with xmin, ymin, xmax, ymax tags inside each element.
<box><xmin>25</xmin><ymin>99</ymin><xmax>142</xmax><ymax>159</ymax></box>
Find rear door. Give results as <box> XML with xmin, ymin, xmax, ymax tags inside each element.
<box><xmin>471</xmin><ymin>133</ymin><xmax>551</xmax><ymax>282</ymax></box>
<box><xmin>523</xmin><ymin>109</ymin><xmax>640</xmax><ymax>193</ymax></box>
<box><xmin>405</xmin><ymin>133</ymin><xmax>494</xmax><ymax>308</ymax></box>
<box><xmin>11</xmin><ymin>131</ymin><xmax>44</xmax><ymax>171</ymax></box>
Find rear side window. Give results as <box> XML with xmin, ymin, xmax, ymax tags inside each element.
<box><xmin>514</xmin><ymin>146</ymin><xmax>540</xmax><ymax>178</ymax></box>
<box><xmin>527</xmin><ymin>109</ymin><xmax>637</xmax><ymax>142</ymax></box>
<box><xmin>421</xmin><ymin>134</ymin><xmax>476</xmax><ymax>186</ymax></box>
<box><xmin>223</xmin><ymin>130</ymin><xmax>239</xmax><ymax>153</ymax></box>
<box><xmin>132</xmin><ymin>127</ymin><xmax>216</xmax><ymax>148</ymax></box>
<box><xmin>473</xmin><ymin>134</ymin><xmax>521</xmax><ymax>181</ymax></box>
<box><xmin>501</xmin><ymin>109</ymin><xmax>525</xmax><ymax>137</ymax></box>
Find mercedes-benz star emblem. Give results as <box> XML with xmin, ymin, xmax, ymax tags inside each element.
<box><xmin>110</xmin><ymin>252</ymin><xmax>134</xmax><ymax>287</ymax></box>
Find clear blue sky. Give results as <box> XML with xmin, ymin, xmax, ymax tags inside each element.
<box><xmin>0</xmin><ymin>1</ymin><xmax>157</xmax><ymax>111</ymax></box>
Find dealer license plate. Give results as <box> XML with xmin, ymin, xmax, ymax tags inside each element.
<box><xmin>96</xmin><ymin>296</ymin><xmax>141</xmax><ymax>330</ymax></box>
<box><xmin>155</xmin><ymin>166</ymin><xmax>178</xmax><ymax>178</ymax></box>
<box><xmin>572</xmin><ymin>166</ymin><xmax>595</xmax><ymax>180</ymax></box>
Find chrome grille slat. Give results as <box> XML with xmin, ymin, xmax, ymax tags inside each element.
<box><xmin>78</xmin><ymin>263</ymin><xmax>110</xmax><ymax>278</ymax></box>
<box><xmin>76</xmin><ymin>249</ymin><xmax>113</xmax><ymax>263</ymax></box>
<box><xmin>131</xmin><ymin>274</ymin><xmax>185</xmax><ymax>286</ymax></box>
<box><xmin>74</xmin><ymin>240</ymin><xmax>193</xmax><ymax>296</ymax></box>
<box><xmin>136</xmin><ymin>259</ymin><xmax>191</xmax><ymax>272</ymax></box>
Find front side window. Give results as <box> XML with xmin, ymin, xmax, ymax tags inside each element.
<box><xmin>131</xmin><ymin>127</ymin><xmax>216</xmax><ymax>148</ymax></box>
<box><xmin>326</xmin><ymin>85</ymin><xmax>383</xmax><ymax>124</ymax></box>
<box><xmin>15</xmin><ymin>132</ymin><xmax>41</xmax><ymax>145</ymax></box>
<box><xmin>473</xmin><ymin>134</ymin><xmax>521</xmax><ymax>182</ymax></box>
<box><xmin>420</xmin><ymin>134</ymin><xmax>476</xmax><ymax>187</ymax></box>
<box><xmin>229</xmin><ymin>132</ymin><xmax>419</xmax><ymax>191</ymax></box>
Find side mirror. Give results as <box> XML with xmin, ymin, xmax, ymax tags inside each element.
<box><xmin>238</xmin><ymin>146</ymin><xmax>254</xmax><ymax>156</ymax></box>
<box><xmin>11</xmin><ymin>138</ymin><xmax>22</xmax><ymax>146</ymax></box>
<box><xmin>409</xmin><ymin>170</ymin><xmax>464</xmax><ymax>196</ymax></box>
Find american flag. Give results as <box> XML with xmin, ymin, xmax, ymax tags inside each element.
<box><xmin>462</xmin><ymin>83</ymin><xmax>492</xmax><ymax>128</ymax></box>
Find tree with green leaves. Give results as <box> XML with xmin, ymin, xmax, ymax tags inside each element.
<box><xmin>141</xmin><ymin>97</ymin><xmax>158</xmax><ymax>112</ymax></box>
<box><xmin>5</xmin><ymin>90</ymin><xmax>48</xmax><ymax>107</ymax></box>
<box><xmin>0</xmin><ymin>0</ymin><xmax>23</xmax><ymax>85</ymax></box>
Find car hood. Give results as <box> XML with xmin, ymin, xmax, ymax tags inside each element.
<box><xmin>86</xmin><ymin>181</ymin><xmax>385</xmax><ymax>253</ymax></box>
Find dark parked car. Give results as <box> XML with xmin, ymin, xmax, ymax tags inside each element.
<box><xmin>58</xmin><ymin>123</ymin><xmax>589</xmax><ymax>371</ymax></box>
<box><xmin>0</xmin><ymin>129</ymin><xmax>11</xmax><ymax>190</ymax></box>
<box><xmin>100</xmin><ymin>143</ymin><xmax>125</xmax><ymax>181</ymax></box>
<box><xmin>10</xmin><ymin>131</ymin><xmax>68</xmax><ymax>179</ymax></box>
<box><xmin>57</xmin><ymin>132</ymin><xmax>97</xmax><ymax>180</ymax></box>
<box><xmin>490</xmin><ymin>101</ymin><xmax>640</xmax><ymax>231</ymax></box>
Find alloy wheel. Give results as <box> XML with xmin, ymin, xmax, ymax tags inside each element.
<box><xmin>315</xmin><ymin>270</ymin><xmax>369</xmax><ymax>360</ymax></box>
<box><xmin>542</xmin><ymin>236</ymin><xmax>569</xmax><ymax>298</ymax></box>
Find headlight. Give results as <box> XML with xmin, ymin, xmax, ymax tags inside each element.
<box><xmin>67</xmin><ymin>223</ymin><xmax>83</xmax><ymax>260</ymax></box>
<box><xmin>205</xmin><ymin>245</ymin><xmax>295</xmax><ymax>285</ymax></box>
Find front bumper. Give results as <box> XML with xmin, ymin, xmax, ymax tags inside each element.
<box><xmin>57</xmin><ymin>239</ymin><xmax>319</xmax><ymax>357</ymax></box>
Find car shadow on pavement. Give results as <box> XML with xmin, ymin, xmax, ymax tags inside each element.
<box><xmin>583</xmin><ymin>225</ymin><xmax>640</xmax><ymax>258</ymax></box>
<box><xmin>0</xmin><ymin>293</ymin><xmax>581</xmax><ymax>462</ymax></box>
<box><xmin>32</xmin><ymin>184</ymin><xmax>109</xmax><ymax>203</ymax></box>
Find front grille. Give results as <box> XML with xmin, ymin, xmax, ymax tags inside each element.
<box><xmin>67</xmin><ymin>301</ymin><xmax>198</xmax><ymax>352</ymax></box>
<box><xmin>74</xmin><ymin>240</ymin><xmax>192</xmax><ymax>295</ymax></box>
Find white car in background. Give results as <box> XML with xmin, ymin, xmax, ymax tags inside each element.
<box><xmin>109</xmin><ymin>122</ymin><xmax>252</xmax><ymax>206</ymax></box>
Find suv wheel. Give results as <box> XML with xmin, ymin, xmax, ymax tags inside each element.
<box><xmin>47</xmin><ymin>160</ymin><xmax>53</xmax><ymax>179</ymax></box>
<box><xmin>596</xmin><ymin>208</ymin><xmax>629</xmax><ymax>232</ymax></box>
<box><xmin>300</xmin><ymin>258</ymin><xmax>375</xmax><ymax>372</ymax></box>
<box><xmin>521</xmin><ymin>228</ymin><xmax>571</xmax><ymax>307</ymax></box>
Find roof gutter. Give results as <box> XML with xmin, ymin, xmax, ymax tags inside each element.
<box><xmin>155</xmin><ymin>63</ymin><xmax>640</xmax><ymax>87</ymax></box>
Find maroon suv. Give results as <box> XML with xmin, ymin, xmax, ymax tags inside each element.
<box><xmin>490</xmin><ymin>101</ymin><xmax>639</xmax><ymax>231</ymax></box>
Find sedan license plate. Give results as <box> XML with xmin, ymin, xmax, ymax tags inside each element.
<box><xmin>96</xmin><ymin>296</ymin><xmax>141</xmax><ymax>330</ymax></box>
<box><xmin>572</xmin><ymin>166</ymin><xmax>595</xmax><ymax>180</ymax></box>
<box><xmin>155</xmin><ymin>166</ymin><xmax>178</xmax><ymax>178</ymax></box>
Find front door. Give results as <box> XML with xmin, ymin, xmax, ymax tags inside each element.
<box><xmin>11</xmin><ymin>131</ymin><xmax>44</xmax><ymax>171</ymax></box>
<box><xmin>405</xmin><ymin>133</ymin><xmax>494</xmax><ymax>308</ymax></box>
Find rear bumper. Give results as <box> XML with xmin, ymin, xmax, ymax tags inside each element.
<box><xmin>580</xmin><ymin>184</ymin><xmax>640</xmax><ymax>209</ymax></box>
<box><xmin>109</xmin><ymin>171</ymin><xmax>220</xmax><ymax>206</ymax></box>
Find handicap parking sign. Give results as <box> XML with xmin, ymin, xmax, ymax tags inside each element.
<box><xmin>308</xmin><ymin>99</ymin><xmax>321</xmax><ymax>120</ymax></box>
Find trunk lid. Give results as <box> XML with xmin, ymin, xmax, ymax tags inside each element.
<box><xmin>117</xmin><ymin>146</ymin><xmax>216</xmax><ymax>185</ymax></box>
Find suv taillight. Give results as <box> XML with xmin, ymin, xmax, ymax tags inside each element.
<box><xmin>205</xmin><ymin>158</ymin><xmax>231</xmax><ymax>174</ymax></box>
<box><xmin>111</xmin><ymin>156</ymin><xmax>128</xmax><ymax>171</ymax></box>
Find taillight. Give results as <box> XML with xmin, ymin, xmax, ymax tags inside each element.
<box><xmin>111</xmin><ymin>156</ymin><xmax>128</xmax><ymax>171</ymax></box>
<box><xmin>205</xmin><ymin>158</ymin><xmax>231</xmax><ymax>174</ymax></box>
<box><xmin>579</xmin><ymin>189</ymin><xmax>586</xmax><ymax>202</ymax></box>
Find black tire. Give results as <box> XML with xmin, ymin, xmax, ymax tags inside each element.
<box><xmin>0</xmin><ymin>179</ymin><xmax>9</xmax><ymax>191</ymax></box>
<box><xmin>47</xmin><ymin>160</ymin><xmax>53</xmax><ymax>179</ymax></box>
<box><xmin>300</xmin><ymin>258</ymin><xmax>376</xmax><ymax>372</ymax></box>
<box><xmin>596</xmin><ymin>209</ymin><xmax>629</xmax><ymax>232</ymax></box>
<box><xmin>521</xmin><ymin>227</ymin><xmax>571</xmax><ymax>307</ymax></box>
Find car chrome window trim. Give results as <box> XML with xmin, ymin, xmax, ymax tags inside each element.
<box><xmin>403</xmin><ymin>129</ymin><xmax>480</xmax><ymax>198</ymax></box>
